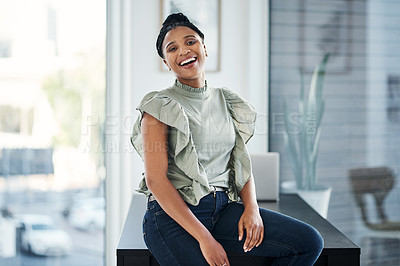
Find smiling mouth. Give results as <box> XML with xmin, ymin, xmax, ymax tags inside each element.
<box><xmin>179</xmin><ymin>57</ymin><xmax>197</xmax><ymax>66</ymax></box>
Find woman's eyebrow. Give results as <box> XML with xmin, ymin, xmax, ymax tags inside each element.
<box><xmin>165</xmin><ymin>35</ymin><xmax>197</xmax><ymax>50</ymax></box>
<box><xmin>184</xmin><ymin>35</ymin><xmax>196</xmax><ymax>39</ymax></box>
<box><xmin>165</xmin><ymin>41</ymin><xmax>176</xmax><ymax>50</ymax></box>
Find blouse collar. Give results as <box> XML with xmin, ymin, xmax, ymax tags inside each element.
<box><xmin>173</xmin><ymin>79</ymin><xmax>209</xmax><ymax>99</ymax></box>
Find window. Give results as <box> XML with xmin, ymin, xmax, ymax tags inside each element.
<box><xmin>0</xmin><ymin>41</ymin><xmax>11</xmax><ymax>57</ymax></box>
<box><xmin>0</xmin><ymin>0</ymin><xmax>106</xmax><ymax>265</ymax></box>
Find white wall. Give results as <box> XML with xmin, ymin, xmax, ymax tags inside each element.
<box><xmin>106</xmin><ymin>1</ymin><xmax>268</xmax><ymax>265</ymax></box>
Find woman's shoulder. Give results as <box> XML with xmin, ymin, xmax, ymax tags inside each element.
<box><xmin>140</xmin><ymin>87</ymin><xmax>172</xmax><ymax>100</ymax></box>
<box><xmin>217</xmin><ymin>87</ymin><xmax>248</xmax><ymax>104</ymax></box>
<box><xmin>137</xmin><ymin>87</ymin><xmax>176</xmax><ymax>107</ymax></box>
<box><xmin>136</xmin><ymin>87</ymin><xmax>189</xmax><ymax>134</ymax></box>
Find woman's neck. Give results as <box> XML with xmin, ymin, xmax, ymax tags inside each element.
<box><xmin>176</xmin><ymin>74</ymin><xmax>205</xmax><ymax>88</ymax></box>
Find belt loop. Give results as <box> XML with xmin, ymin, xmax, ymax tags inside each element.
<box><xmin>209</xmin><ymin>185</ymin><xmax>226</xmax><ymax>193</ymax></box>
<box><xmin>148</xmin><ymin>195</ymin><xmax>156</xmax><ymax>202</ymax></box>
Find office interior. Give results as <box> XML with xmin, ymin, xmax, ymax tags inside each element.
<box><xmin>0</xmin><ymin>0</ymin><xmax>399</xmax><ymax>265</ymax></box>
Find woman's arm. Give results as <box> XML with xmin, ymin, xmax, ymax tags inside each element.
<box><xmin>141</xmin><ymin>112</ymin><xmax>230</xmax><ymax>266</ymax></box>
<box><xmin>238</xmin><ymin>176</ymin><xmax>264</xmax><ymax>252</ymax></box>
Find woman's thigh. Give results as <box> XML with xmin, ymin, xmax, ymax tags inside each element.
<box><xmin>212</xmin><ymin>202</ymin><xmax>323</xmax><ymax>259</ymax></box>
<box><xmin>143</xmin><ymin>200</ymin><xmax>210</xmax><ymax>266</ymax></box>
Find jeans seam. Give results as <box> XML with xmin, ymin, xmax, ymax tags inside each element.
<box><xmin>262</xmin><ymin>239</ymin><xmax>298</xmax><ymax>266</ymax></box>
<box><xmin>153</xmin><ymin>212</ymin><xmax>182</xmax><ymax>266</ymax></box>
<box><xmin>142</xmin><ymin>217</ymin><xmax>148</xmax><ymax>251</ymax></box>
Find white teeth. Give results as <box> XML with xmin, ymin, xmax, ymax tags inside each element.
<box><xmin>180</xmin><ymin>57</ymin><xmax>196</xmax><ymax>66</ymax></box>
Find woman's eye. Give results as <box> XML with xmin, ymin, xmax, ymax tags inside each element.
<box><xmin>187</xmin><ymin>40</ymin><xmax>196</xmax><ymax>45</ymax></box>
<box><xmin>168</xmin><ymin>47</ymin><xmax>176</xmax><ymax>52</ymax></box>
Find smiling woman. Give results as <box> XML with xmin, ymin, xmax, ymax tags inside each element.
<box><xmin>129</xmin><ymin>13</ymin><xmax>324</xmax><ymax>266</ymax></box>
<box><xmin>157</xmin><ymin>13</ymin><xmax>207</xmax><ymax>88</ymax></box>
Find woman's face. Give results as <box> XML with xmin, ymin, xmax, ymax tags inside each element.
<box><xmin>162</xmin><ymin>26</ymin><xmax>207</xmax><ymax>88</ymax></box>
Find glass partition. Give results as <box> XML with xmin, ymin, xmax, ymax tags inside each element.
<box><xmin>269</xmin><ymin>0</ymin><xmax>400</xmax><ymax>265</ymax></box>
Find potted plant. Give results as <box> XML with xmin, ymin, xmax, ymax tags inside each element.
<box><xmin>281</xmin><ymin>54</ymin><xmax>332</xmax><ymax>218</ymax></box>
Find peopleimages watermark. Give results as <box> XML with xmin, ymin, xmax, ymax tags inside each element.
<box><xmin>80</xmin><ymin>140</ymin><xmax>238</xmax><ymax>154</ymax></box>
<box><xmin>80</xmin><ymin>140</ymin><xmax>135</xmax><ymax>153</ymax></box>
<box><xmin>80</xmin><ymin>112</ymin><xmax>317</xmax><ymax>152</ymax></box>
<box><xmin>82</xmin><ymin>112</ymin><xmax>316</xmax><ymax>136</ymax></box>
<box><xmin>81</xmin><ymin>113</ymin><xmax>137</xmax><ymax>135</ymax></box>
<box><xmin>271</xmin><ymin>112</ymin><xmax>317</xmax><ymax>135</ymax></box>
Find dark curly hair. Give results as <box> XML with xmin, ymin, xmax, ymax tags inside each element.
<box><xmin>156</xmin><ymin>13</ymin><xmax>204</xmax><ymax>59</ymax></box>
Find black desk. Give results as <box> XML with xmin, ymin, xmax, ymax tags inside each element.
<box><xmin>117</xmin><ymin>194</ymin><xmax>360</xmax><ymax>266</ymax></box>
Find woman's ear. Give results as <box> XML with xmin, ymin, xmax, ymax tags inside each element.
<box><xmin>163</xmin><ymin>59</ymin><xmax>171</xmax><ymax>71</ymax></box>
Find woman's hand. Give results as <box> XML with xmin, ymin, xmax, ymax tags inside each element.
<box><xmin>238</xmin><ymin>206</ymin><xmax>264</xmax><ymax>252</ymax></box>
<box><xmin>199</xmin><ymin>235</ymin><xmax>230</xmax><ymax>266</ymax></box>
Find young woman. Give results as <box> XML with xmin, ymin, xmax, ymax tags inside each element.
<box><xmin>131</xmin><ymin>13</ymin><xmax>323</xmax><ymax>266</ymax></box>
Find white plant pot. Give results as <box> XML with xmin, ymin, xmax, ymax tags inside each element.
<box><xmin>281</xmin><ymin>181</ymin><xmax>332</xmax><ymax>219</ymax></box>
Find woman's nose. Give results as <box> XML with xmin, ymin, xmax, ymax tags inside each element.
<box><xmin>179</xmin><ymin>48</ymin><xmax>190</xmax><ymax>56</ymax></box>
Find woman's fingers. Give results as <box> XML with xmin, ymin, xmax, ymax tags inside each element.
<box><xmin>238</xmin><ymin>209</ymin><xmax>265</xmax><ymax>252</ymax></box>
<box><xmin>213</xmin><ymin>252</ymin><xmax>230</xmax><ymax>266</ymax></box>
<box><xmin>238</xmin><ymin>218</ymin><xmax>244</xmax><ymax>241</ymax></box>
<box><xmin>243</xmin><ymin>223</ymin><xmax>264</xmax><ymax>252</ymax></box>
<box><xmin>251</xmin><ymin>226</ymin><xmax>263</xmax><ymax>249</ymax></box>
<box><xmin>215</xmin><ymin>259</ymin><xmax>230</xmax><ymax>266</ymax></box>
<box><xmin>199</xmin><ymin>236</ymin><xmax>230</xmax><ymax>266</ymax></box>
<box><xmin>256</xmin><ymin>226</ymin><xmax>264</xmax><ymax>247</ymax></box>
<box><xmin>248</xmin><ymin>229</ymin><xmax>259</xmax><ymax>251</ymax></box>
<box><xmin>244</xmin><ymin>227</ymin><xmax>258</xmax><ymax>251</ymax></box>
<box><xmin>243</xmin><ymin>227</ymin><xmax>253</xmax><ymax>251</ymax></box>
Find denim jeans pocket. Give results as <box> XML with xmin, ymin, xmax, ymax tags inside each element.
<box><xmin>155</xmin><ymin>209</ymin><xmax>166</xmax><ymax>216</ymax></box>
<box><xmin>147</xmin><ymin>200</ymin><xmax>156</xmax><ymax>210</ymax></box>
<box><xmin>150</xmin><ymin>200</ymin><xmax>167</xmax><ymax>216</ymax></box>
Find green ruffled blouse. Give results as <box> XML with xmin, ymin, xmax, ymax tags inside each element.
<box><xmin>130</xmin><ymin>80</ymin><xmax>257</xmax><ymax>205</ymax></box>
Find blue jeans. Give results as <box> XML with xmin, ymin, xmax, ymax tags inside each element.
<box><xmin>143</xmin><ymin>191</ymin><xmax>323</xmax><ymax>266</ymax></box>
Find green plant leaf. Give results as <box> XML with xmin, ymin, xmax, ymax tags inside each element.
<box><xmin>283</xmin><ymin>54</ymin><xmax>329</xmax><ymax>190</ymax></box>
<box><xmin>283</xmin><ymin>99</ymin><xmax>302</xmax><ymax>187</ymax></box>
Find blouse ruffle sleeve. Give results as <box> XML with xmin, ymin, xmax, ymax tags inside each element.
<box><xmin>130</xmin><ymin>90</ymin><xmax>211</xmax><ymax>204</ymax></box>
<box><xmin>221</xmin><ymin>88</ymin><xmax>257</xmax><ymax>143</ymax></box>
<box><xmin>220</xmin><ymin>88</ymin><xmax>257</xmax><ymax>201</ymax></box>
